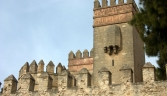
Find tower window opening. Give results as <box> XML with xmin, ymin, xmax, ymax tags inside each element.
<box><xmin>112</xmin><ymin>59</ymin><xmax>114</xmax><ymax>66</ymax></box>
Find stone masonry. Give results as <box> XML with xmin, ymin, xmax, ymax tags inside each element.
<box><xmin>68</xmin><ymin>49</ymin><xmax>93</xmax><ymax>75</ymax></box>
<box><xmin>1</xmin><ymin>62</ymin><xmax>167</xmax><ymax>96</ymax></box>
<box><xmin>93</xmin><ymin>0</ymin><xmax>144</xmax><ymax>85</ymax></box>
<box><xmin>1</xmin><ymin>0</ymin><xmax>166</xmax><ymax>96</ymax></box>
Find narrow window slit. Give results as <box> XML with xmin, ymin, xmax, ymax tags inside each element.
<box><xmin>112</xmin><ymin>59</ymin><xmax>114</xmax><ymax>66</ymax></box>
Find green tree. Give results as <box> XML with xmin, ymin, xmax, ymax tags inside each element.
<box><xmin>130</xmin><ymin>0</ymin><xmax>167</xmax><ymax>80</ymax></box>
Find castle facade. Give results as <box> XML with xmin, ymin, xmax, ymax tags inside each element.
<box><xmin>1</xmin><ymin>0</ymin><xmax>167</xmax><ymax>96</ymax></box>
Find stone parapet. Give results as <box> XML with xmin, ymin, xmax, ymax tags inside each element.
<box><xmin>56</xmin><ymin>63</ymin><xmax>63</xmax><ymax>74</ymax></box>
<box><xmin>58</xmin><ymin>70</ymin><xmax>72</xmax><ymax>92</ymax></box>
<box><xmin>98</xmin><ymin>67</ymin><xmax>112</xmax><ymax>86</ymax></box>
<box><xmin>46</xmin><ymin>61</ymin><xmax>55</xmax><ymax>75</ymax></box>
<box><xmin>142</xmin><ymin>62</ymin><xmax>156</xmax><ymax>83</ymax></box>
<box><xmin>120</xmin><ymin>64</ymin><xmax>133</xmax><ymax>83</ymax></box>
<box><xmin>37</xmin><ymin>60</ymin><xmax>45</xmax><ymax>73</ymax></box>
<box><xmin>2</xmin><ymin>63</ymin><xmax>167</xmax><ymax>96</ymax></box>
<box><xmin>77</xmin><ymin>68</ymin><xmax>91</xmax><ymax>88</ymax></box>
<box><xmin>29</xmin><ymin>60</ymin><xmax>38</xmax><ymax>74</ymax></box>
<box><xmin>19</xmin><ymin>62</ymin><xmax>29</xmax><ymax>80</ymax></box>
<box><xmin>3</xmin><ymin>75</ymin><xmax>17</xmax><ymax>95</ymax></box>
<box><xmin>93</xmin><ymin>0</ymin><xmax>138</xmax><ymax>27</ymax></box>
<box><xmin>17</xmin><ymin>73</ymin><xmax>35</xmax><ymax>92</ymax></box>
<box><xmin>68</xmin><ymin>49</ymin><xmax>93</xmax><ymax>74</ymax></box>
<box><xmin>68</xmin><ymin>48</ymin><xmax>94</xmax><ymax>59</ymax></box>
<box><xmin>38</xmin><ymin>72</ymin><xmax>53</xmax><ymax>91</ymax></box>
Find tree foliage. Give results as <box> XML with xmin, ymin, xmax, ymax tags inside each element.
<box><xmin>130</xmin><ymin>0</ymin><xmax>167</xmax><ymax>80</ymax></box>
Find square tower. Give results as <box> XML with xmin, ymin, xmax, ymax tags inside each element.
<box><xmin>93</xmin><ymin>0</ymin><xmax>145</xmax><ymax>84</ymax></box>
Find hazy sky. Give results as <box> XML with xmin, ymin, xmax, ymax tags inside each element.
<box><xmin>0</xmin><ymin>0</ymin><xmax>158</xmax><ymax>86</ymax></box>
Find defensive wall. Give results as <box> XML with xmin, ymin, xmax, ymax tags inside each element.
<box><xmin>1</xmin><ymin>62</ymin><xmax>167</xmax><ymax>96</ymax></box>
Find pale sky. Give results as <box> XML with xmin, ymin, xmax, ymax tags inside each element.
<box><xmin>0</xmin><ymin>0</ymin><xmax>158</xmax><ymax>86</ymax></box>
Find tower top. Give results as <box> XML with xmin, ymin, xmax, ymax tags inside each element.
<box><xmin>93</xmin><ymin>0</ymin><xmax>138</xmax><ymax>27</ymax></box>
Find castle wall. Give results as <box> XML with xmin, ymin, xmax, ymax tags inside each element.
<box><xmin>2</xmin><ymin>63</ymin><xmax>167</xmax><ymax>96</ymax></box>
<box><xmin>2</xmin><ymin>81</ymin><xmax>167</xmax><ymax>96</ymax></box>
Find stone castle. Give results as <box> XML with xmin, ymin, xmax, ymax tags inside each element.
<box><xmin>1</xmin><ymin>0</ymin><xmax>167</xmax><ymax>96</ymax></box>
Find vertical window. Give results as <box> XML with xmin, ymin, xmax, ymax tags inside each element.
<box><xmin>112</xmin><ymin>59</ymin><xmax>114</xmax><ymax>66</ymax></box>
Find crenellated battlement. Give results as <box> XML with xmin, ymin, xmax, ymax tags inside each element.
<box><xmin>93</xmin><ymin>0</ymin><xmax>138</xmax><ymax>27</ymax></box>
<box><xmin>68</xmin><ymin>49</ymin><xmax>94</xmax><ymax>75</ymax></box>
<box><xmin>94</xmin><ymin>0</ymin><xmax>134</xmax><ymax>9</ymax></box>
<box><xmin>17</xmin><ymin>60</ymin><xmax>67</xmax><ymax>91</ymax></box>
<box><xmin>2</xmin><ymin>62</ymin><xmax>167</xmax><ymax>96</ymax></box>
<box><xmin>68</xmin><ymin>48</ymin><xmax>94</xmax><ymax>59</ymax></box>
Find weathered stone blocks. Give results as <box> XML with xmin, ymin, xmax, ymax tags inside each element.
<box><xmin>46</xmin><ymin>61</ymin><xmax>55</xmax><ymax>74</ymax></box>
<box><xmin>29</xmin><ymin>60</ymin><xmax>38</xmax><ymax>74</ymax></box>
<box><xmin>2</xmin><ymin>63</ymin><xmax>167</xmax><ymax>96</ymax></box>
<box><xmin>68</xmin><ymin>49</ymin><xmax>93</xmax><ymax>75</ymax></box>
<box><xmin>104</xmin><ymin>25</ymin><xmax>121</xmax><ymax>55</ymax></box>
<box><xmin>98</xmin><ymin>67</ymin><xmax>111</xmax><ymax>86</ymax></box>
<box><xmin>83</xmin><ymin>49</ymin><xmax>89</xmax><ymax>58</ymax></box>
<box><xmin>3</xmin><ymin>75</ymin><xmax>17</xmax><ymax>94</ymax></box>
<box><xmin>56</xmin><ymin>63</ymin><xmax>63</xmax><ymax>74</ymax></box>
<box><xmin>102</xmin><ymin>0</ymin><xmax>108</xmax><ymax>7</ymax></box>
<box><xmin>118</xmin><ymin>0</ymin><xmax>124</xmax><ymax>4</ymax></box>
<box><xmin>76</xmin><ymin>50</ymin><xmax>82</xmax><ymax>59</ymax></box>
<box><xmin>37</xmin><ymin>60</ymin><xmax>45</xmax><ymax>73</ymax></box>
<box><xmin>142</xmin><ymin>62</ymin><xmax>155</xmax><ymax>83</ymax></box>
<box><xmin>19</xmin><ymin>62</ymin><xmax>29</xmax><ymax>79</ymax></box>
<box><xmin>110</xmin><ymin>0</ymin><xmax>116</xmax><ymax>6</ymax></box>
<box><xmin>127</xmin><ymin>0</ymin><xmax>133</xmax><ymax>3</ymax></box>
<box><xmin>120</xmin><ymin>64</ymin><xmax>133</xmax><ymax>83</ymax></box>
<box><xmin>77</xmin><ymin>68</ymin><xmax>91</xmax><ymax>88</ymax></box>
<box><xmin>90</xmin><ymin>48</ymin><xmax>94</xmax><ymax>58</ymax></box>
<box><xmin>68</xmin><ymin>51</ymin><xmax>75</xmax><ymax>59</ymax></box>
<box><xmin>18</xmin><ymin>73</ymin><xmax>35</xmax><ymax>92</ymax></box>
<box><xmin>38</xmin><ymin>72</ymin><xmax>53</xmax><ymax>91</ymax></box>
<box><xmin>58</xmin><ymin>70</ymin><xmax>72</xmax><ymax>91</ymax></box>
<box><xmin>94</xmin><ymin>0</ymin><xmax>101</xmax><ymax>8</ymax></box>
